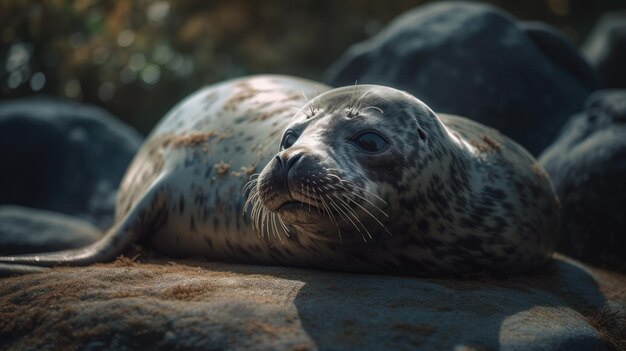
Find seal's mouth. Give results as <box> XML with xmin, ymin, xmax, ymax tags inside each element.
<box><xmin>276</xmin><ymin>200</ymin><xmax>304</xmax><ymax>212</ymax></box>
<box><xmin>274</xmin><ymin>198</ymin><xmax>321</xmax><ymax>213</ymax></box>
<box><xmin>269</xmin><ymin>196</ymin><xmax>329</xmax><ymax>226</ymax></box>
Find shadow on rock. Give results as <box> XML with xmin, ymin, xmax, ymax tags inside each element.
<box><xmin>289</xmin><ymin>256</ymin><xmax>609</xmax><ymax>350</ymax></box>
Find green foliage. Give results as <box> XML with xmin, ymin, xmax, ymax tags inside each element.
<box><xmin>0</xmin><ymin>0</ymin><xmax>622</xmax><ymax>133</ymax></box>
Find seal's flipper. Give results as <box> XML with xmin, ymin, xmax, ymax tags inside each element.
<box><xmin>0</xmin><ymin>177</ymin><xmax>167</xmax><ymax>270</ymax></box>
<box><xmin>0</xmin><ymin>220</ymin><xmax>135</xmax><ymax>267</ymax></box>
<box><xmin>0</xmin><ymin>263</ymin><xmax>49</xmax><ymax>277</ymax></box>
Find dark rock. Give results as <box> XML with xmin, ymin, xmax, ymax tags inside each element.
<box><xmin>1</xmin><ymin>256</ymin><xmax>623</xmax><ymax>350</ymax></box>
<box><xmin>519</xmin><ymin>21</ymin><xmax>598</xmax><ymax>90</ymax></box>
<box><xmin>0</xmin><ymin>205</ymin><xmax>101</xmax><ymax>255</ymax></box>
<box><xmin>0</xmin><ymin>96</ymin><xmax>143</xmax><ymax>229</ymax></box>
<box><xmin>325</xmin><ymin>2</ymin><xmax>596</xmax><ymax>155</ymax></box>
<box><xmin>539</xmin><ymin>90</ymin><xmax>626</xmax><ymax>272</ymax></box>
<box><xmin>582</xmin><ymin>12</ymin><xmax>626</xmax><ymax>89</ymax></box>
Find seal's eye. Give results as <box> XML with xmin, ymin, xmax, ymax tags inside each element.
<box><xmin>351</xmin><ymin>131</ymin><xmax>389</xmax><ymax>153</ymax></box>
<box><xmin>281</xmin><ymin>131</ymin><xmax>298</xmax><ymax>150</ymax></box>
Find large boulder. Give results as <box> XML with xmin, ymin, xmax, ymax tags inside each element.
<box><xmin>0</xmin><ymin>256</ymin><xmax>623</xmax><ymax>350</ymax></box>
<box><xmin>582</xmin><ymin>12</ymin><xmax>626</xmax><ymax>89</ymax></box>
<box><xmin>0</xmin><ymin>206</ymin><xmax>100</xmax><ymax>255</ymax></box>
<box><xmin>0</xmin><ymin>97</ymin><xmax>143</xmax><ymax>229</ymax></box>
<box><xmin>539</xmin><ymin>90</ymin><xmax>626</xmax><ymax>272</ymax></box>
<box><xmin>325</xmin><ymin>2</ymin><xmax>597</xmax><ymax>155</ymax></box>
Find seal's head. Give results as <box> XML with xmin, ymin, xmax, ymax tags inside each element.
<box><xmin>247</xmin><ymin>85</ymin><xmax>445</xmax><ymax>246</ymax></box>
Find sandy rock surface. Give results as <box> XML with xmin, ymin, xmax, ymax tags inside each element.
<box><xmin>1</xmin><ymin>255</ymin><xmax>624</xmax><ymax>350</ymax></box>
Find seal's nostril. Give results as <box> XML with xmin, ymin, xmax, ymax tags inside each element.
<box><xmin>286</xmin><ymin>153</ymin><xmax>302</xmax><ymax>172</ymax></box>
<box><xmin>275</xmin><ymin>155</ymin><xmax>282</xmax><ymax>170</ymax></box>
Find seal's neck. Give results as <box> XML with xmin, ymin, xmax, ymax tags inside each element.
<box><xmin>439</xmin><ymin>121</ymin><xmax>478</xmax><ymax>156</ymax></box>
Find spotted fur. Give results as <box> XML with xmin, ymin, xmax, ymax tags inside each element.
<box><xmin>0</xmin><ymin>77</ymin><xmax>559</xmax><ymax>276</ymax></box>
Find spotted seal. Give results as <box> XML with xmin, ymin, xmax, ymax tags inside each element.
<box><xmin>0</xmin><ymin>75</ymin><xmax>560</xmax><ymax>276</ymax></box>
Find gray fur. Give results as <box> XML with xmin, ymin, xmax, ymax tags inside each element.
<box><xmin>0</xmin><ymin>76</ymin><xmax>559</xmax><ymax>276</ymax></box>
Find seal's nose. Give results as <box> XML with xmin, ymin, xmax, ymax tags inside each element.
<box><xmin>275</xmin><ymin>151</ymin><xmax>303</xmax><ymax>193</ymax></box>
<box><xmin>286</xmin><ymin>153</ymin><xmax>302</xmax><ymax>172</ymax></box>
<box><xmin>276</xmin><ymin>151</ymin><xmax>302</xmax><ymax>174</ymax></box>
<box><xmin>276</xmin><ymin>150</ymin><xmax>304</xmax><ymax>175</ymax></box>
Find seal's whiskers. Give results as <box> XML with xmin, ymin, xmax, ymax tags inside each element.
<box><xmin>277</xmin><ymin>215</ymin><xmax>291</xmax><ymax>237</ymax></box>
<box><xmin>358</xmin><ymin>106</ymin><xmax>384</xmax><ymax>115</ymax></box>
<box><xmin>301</xmin><ymin>90</ymin><xmax>315</xmax><ymax>118</ymax></box>
<box><xmin>325</xmin><ymin>192</ymin><xmax>369</xmax><ymax>247</ymax></box>
<box><xmin>331</xmin><ymin>192</ymin><xmax>373</xmax><ymax>241</ymax></box>
<box><xmin>324</xmin><ymin>172</ymin><xmax>390</xmax><ymax>224</ymax></box>
<box><xmin>317</xmin><ymin>188</ymin><xmax>343</xmax><ymax>245</ymax></box>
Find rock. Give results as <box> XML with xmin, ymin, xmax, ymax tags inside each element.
<box><xmin>539</xmin><ymin>90</ymin><xmax>626</xmax><ymax>272</ymax></box>
<box><xmin>325</xmin><ymin>2</ymin><xmax>596</xmax><ymax>155</ymax></box>
<box><xmin>519</xmin><ymin>21</ymin><xmax>598</xmax><ymax>90</ymax></box>
<box><xmin>582</xmin><ymin>12</ymin><xmax>626</xmax><ymax>89</ymax></box>
<box><xmin>0</xmin><ymin>97</ymin><xmax>143</xmax><ymax>229</ymax></box>
<box><xmin>0</xmin><ymin>205</ymin><xmax>101</xmax><ymax>255</ymax></box>
<box><xmin>0</xmin><ymin>255</ymin><xmax>623</xmax><ymax>350</ymax></box>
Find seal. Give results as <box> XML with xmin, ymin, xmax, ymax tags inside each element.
<box><xmin>0</xmin><ymin>75</ymin><xmax>560</xmax><ymax>276</ymax></box>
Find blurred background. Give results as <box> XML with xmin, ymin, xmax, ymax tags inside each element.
<box><xmin>1</xmin><ymin>0</ymin><xmax>624</xmax><ymax>134</ymax></box>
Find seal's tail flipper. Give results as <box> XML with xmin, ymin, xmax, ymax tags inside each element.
<box><xmin>0</xmin><ymin>177</ymin><xmax>169</xmax><ymax>276</ymax></box>
<box><xmin>0</xmin><ymin>224</ymin><xmax>128</xmax><ymax>276</ymax></box>
<box><xmin>0</xmin><ymin>218</ymin><xmax>138</xmax><ymax>269</ymax></box>
<box><xmin>0</xmin><ymin>263</ymin><xmax>50</xmax><ymax>277</ymax></box>
<box><xmin>0</xmin><ymin>209</ymin><xmax>143</xmax><ymax>276</ymax></box>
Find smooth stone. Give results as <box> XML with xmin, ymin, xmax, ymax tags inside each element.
<box><xmin>0</xmin><ymin>205</ymin><xmax>101</xmax><ymax>255</ymax></box>
<box><xmin>539</xmin><ymin>90</ymin><xmax>626</xmax><ymax>272</ymax></box>
<box><xmin>325</xmin><ymin>2</ymin><xmax>596</xmax><ymax>155</ymax></box>
<box><xmin>0</xmin><ymin>96</ymin><xmax>143</xmax><ymax>229</ymax></box>
<box><xmin>582</xmin><ymin>11</ymin><xmax>626</xmax><ymax>89</ymax></box>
